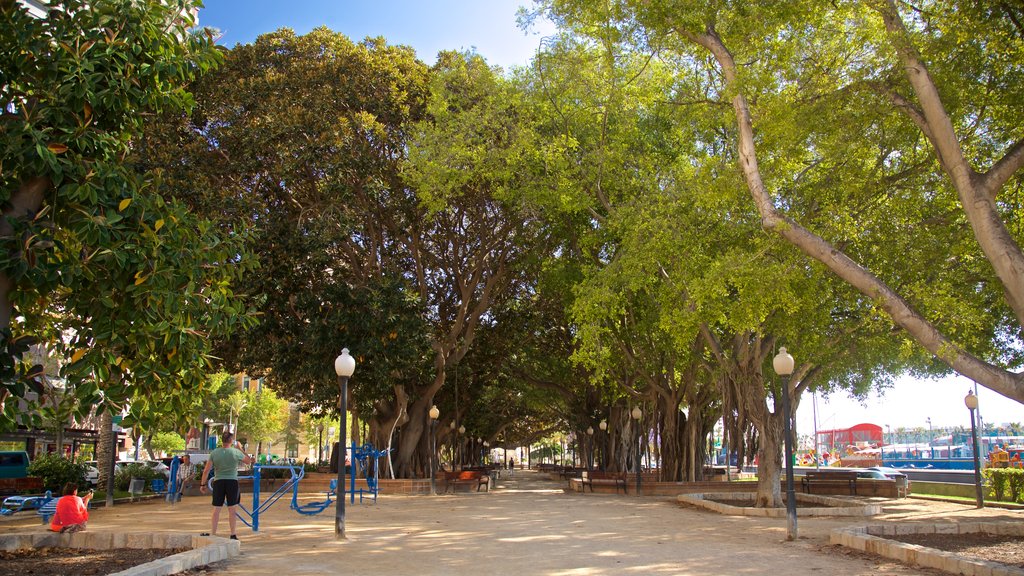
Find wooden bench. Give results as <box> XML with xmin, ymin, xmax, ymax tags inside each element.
<box><xmin>580</xmin><ymin>471</ymin><xmax>626</xmax><ymax>494</ymax></box>
<box><xmin>800</xmin><ymin>470</ymin><xmax>858</xmax><ymax>495</ymax></box>
<box><xmin>559</xmin><ymin>467</ymin><xmax>584</xmax><ymax>482</ymax></box>
<box><xmin>444</xmin><ymin>470</ymin><xmax>489</xmax><ymax>493</ymax></box>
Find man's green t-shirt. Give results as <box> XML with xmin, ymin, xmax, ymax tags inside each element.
<box><xmin>210</xmin><ymin>446</ymin><xmax>246</xmax><ymax>481</ymax></box>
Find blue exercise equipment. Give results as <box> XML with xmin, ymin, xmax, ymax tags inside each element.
<box><xmin>0</xmin><ymin>491</ymin><xmax>53</xmax><ymax>516</ymax></box>
<box><xmin>225</xmin><ymin>442</ymin><xmax>390</xmax><ymax>532</ymax></box>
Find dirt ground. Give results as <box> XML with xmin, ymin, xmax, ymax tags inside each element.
<box><xmin>0</xmin><ymin>547</ymin><xmax>188</xmax><ymax>576</ymax></box>
<box><xmin>1</xmin><ymin>469</ymin><xmax>1021</xmax><ymax>576</ymax></box>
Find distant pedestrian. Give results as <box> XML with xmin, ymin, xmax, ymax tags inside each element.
<box><xmin>199</xmin><ymin>431</ymin><xmax>254</xmax><ymax>540</ymax></box>
<box><xmin>508</xmin><ymin>457</ymin><xmax>514</xmax><ymax>477</ymax></box>
<box><xmin>50</xmin><ymin>482</ymin><xmax>93</xmax><ymax>533</ymax></box>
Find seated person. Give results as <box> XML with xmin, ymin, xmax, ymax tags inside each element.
<box><xmin>50</xmin><ymin>482</ymin><xmax>93</xmax><ymax>533</ymax></box>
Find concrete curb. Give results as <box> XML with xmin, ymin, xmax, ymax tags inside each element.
<box><xmin>0</xmin><ymin>531</ymin><xmax>240</xmax><ymax>576</ymax></box>
<box><xmin>830</xmin><ymin>522</ymin><xmax>1024</xmax><ymax>576</ymax></box>
<box><xmin>677</xmin><ymin>492</ymin><xmax>882</xmax><ymax>517</ymax></box>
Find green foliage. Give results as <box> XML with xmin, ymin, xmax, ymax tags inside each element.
<box><xmin>114</xmin><ymin>463</ymin><xmax>157</xmax><ymax>492</ymax></box>
<box><xmin>149</xmin><ymin>431</ymin><xmax>185</xmax><ymax>455</ymax></box>
<box><xmin>26</xmin><ymin>453</ymin><xmax>87</xmax><ymax>492</ymax></box>
<box><xmin>0</xmin><ymin>0</ymin><xmax>256</xmax><ymax>431</ymax></box>
<box><xmin>236</xmin><ymin>388</ymin><xmax>288</xmax><ymax>450</ymax></box>
<box><xmin>136</xmin><ymin>27</ymin><xmax>434</xmax><ymax>417</ymax></box>
<box><xmin>984</xmin><ymin>468</ymin><xmax>1024</xmax><ymax>503</ymax></box>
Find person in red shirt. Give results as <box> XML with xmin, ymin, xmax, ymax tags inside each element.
<box><xmin>50</xmin><ymin>482</ymin><xmax>93</xmax><ymax>533</ymax></box>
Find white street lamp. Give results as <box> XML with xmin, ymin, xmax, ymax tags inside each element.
<box><xmin>632</xmin><ymin>406</ymin><xmax>643</xmax><ymax>495</ymax></box>
<box><xmin>773</xmin><ymin>347</ymin><xmax>796</xmax><ymax>541</ymax></box>
<box><xmin>333</xmin><ymin>348</ymin><xmax>355</xmax><ymax>540</ymax></box>
<box><xmin>428</xmin><ymin>405</ymin><xmax>440</xmax><ymax>495</ymax></box>
<box><xmin>965</xmin><ymin>390</ymin><xmax>984</xmax><ymax>508</ymax></box>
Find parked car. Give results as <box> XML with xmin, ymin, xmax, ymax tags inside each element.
<box><xmin>866</xmin><ymin>466</ymin><xmax>910</xmax><ymax>490</ymax></box>
<box><xmin>854</xmin><ymin>469</ymin><xmax>887</xmax><ymax>480</ymax></box>
<box><xmin>143</xmin><ymin>460</ymin><xmax>170</xmax><ymax>478</ymax></box>
<box><xmin>83</xmin><ymin>462</ymin><xmax>99</xmax><ymax>486</ymax></box>
<box><xmin>0</xmin><ymin>451</ymin><xmax>29</xmax><ymax>479</ymax></box>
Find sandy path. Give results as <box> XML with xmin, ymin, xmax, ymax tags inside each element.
<box><xmin>3</xmin><ymin>469</ymin><xmax>1019</xmax><ymax>575</ymax></box>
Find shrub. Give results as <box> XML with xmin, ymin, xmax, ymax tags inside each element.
<box><xmin>27</xmin><ymin>453</ymin><xmax>88</xmax><ymax>492</ymax></box>
<box><xmin>984</xmin><ymin>468</ymin><xmax>1008</xmax><ymax>501</ymax></box>
<box><xmin>1008</xmin><ymin>469</ymin><xmax>1024</xmax><ymax>503</ymax></box>
<box><xmin>114</xmin><ymin>463</ymin><xmax>157</xmax><ymax>492</ymax></box>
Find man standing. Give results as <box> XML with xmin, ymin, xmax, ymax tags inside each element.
<box><xmin>199</xmin><ymin>431</ymin><xmax>254</xmax><ymax>540</ymax></box>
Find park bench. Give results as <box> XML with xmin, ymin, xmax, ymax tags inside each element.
<box><xmin>444</xmin><ymin>470</ymin><xmax>489</xmax><ymax>493</ymax></box>
<box><xmin>558</xmin><ymin>467</ymin><xmax>584</xmax><ymax>482</ymax></box>
<box><xmin>580</xmin><ymin>470</ymin><xmax>626</xmax><ymax>494</ymax></box>
<box><xmin>800</xmin><ymin>470</ymin><xmax>858</xmax><ymax>495</ymax></box>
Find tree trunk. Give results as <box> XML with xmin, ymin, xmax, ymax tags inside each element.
<box><xmin>97</xmin><ymin>411</ymin><xmax>115</xmax><ymax>506</ymax></box>
<box><xmin>754</xmin><ymin>412</ymin><xmax>783</xmax><ymax>508</ymax></box>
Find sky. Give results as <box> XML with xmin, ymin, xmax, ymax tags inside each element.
<box><xmin>796</xmin><ymin>374</ymin><xmax>1024</xmax><ymax>436</ymax></box>
<box><xmin>194</xmin><ymin>1</ymin><xmax>1024</xmax><ymax>435</ymax></box>
<box><xmin>198</xmin><ymin>0</ymin><xmax>556</xmax><ymax>70</ymax></box>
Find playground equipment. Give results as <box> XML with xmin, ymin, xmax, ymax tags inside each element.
<box><xmin>0</xmin><ymin>491</ymin><xmax>52</xmax><ymax>516</ymax></box>
<box><xmin>216</xmin><ymin>443</ymin><xmax>390</xmax><ymax>532</ymax></box>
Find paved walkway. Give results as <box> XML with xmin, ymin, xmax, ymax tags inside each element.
<box><xmin>2</xmin><ymin>470</ymin><xmax>1020</xmax><ymax>575</ymax></box>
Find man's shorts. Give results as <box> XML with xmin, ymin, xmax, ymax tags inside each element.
<box><xmin>211</xmin><ymin>479</ymin><xmax>241</xmax><ymax>507</ymax></box>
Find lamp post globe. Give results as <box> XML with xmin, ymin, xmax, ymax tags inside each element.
<box><xmin>773</xmin><ymin>347</ymin><xmax>797</xmax><ymax>541</ymax></box>
<box><xmin>333</xmin><ymin>348</ymin><xmax>355</xmax><ymax>540</ymax></box>
<box><xmin>598</xmin><ymin>419</ymin><xmax>608</xmax><ymax>470</ymax></box>
<box><xmin>965</xmin><ymin>390</ymin><xmax>984</xmax><ymax>508</ymax></box>
<box><xmin>428</xmin><ymin>405</ymin><xmax>440</xmax><ymax>495</ymax></box>
<box><xmin>631</xmin><ymin>407</ymin><xmax>643</xmax><ymax>495</ymax></box>
<box><xmin>586</xmin><ymin>426</ymin><xmax>594</xmax><ymax>469</ymax></box>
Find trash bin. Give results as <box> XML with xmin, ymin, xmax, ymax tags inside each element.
<box><xmin>128</xmin><ymin>477</ymin><xmax>145</xmax><ymax>496</ymax></box>
<box><xmin>895</xmin><ymin>476</ymin><xmax>908</xmax><ymax>498</ymax></box>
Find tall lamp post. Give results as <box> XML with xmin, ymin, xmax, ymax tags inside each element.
<box><xmin>926</xmin><ymin>417</ymin><xmax>934</xmax><ymax>458</ymax></box>
<box><xmin>586</xmin><ymin>426</ymin><xmax>594</xmax><ymax>470</ymax></box>
<box><xmin>458</xmin><ymin>425</ymin><xmax>466</xmax><ymax>468</ymax></box>
<box><xmin>317</xmin><ymin>424</ymin><xmax>324</xmax><ymax>466</ymax></box>
<box><xmin>632</xmin><ymin>406</ymin><xmax>642</xmax><ymax>496</ymax></box>
<box><xmin>334</xmin><ymin>348</ymin><xmax>356</xmax><ymax>540</ymax></box>
<box><xmin>598</xmin><ymin>420</ymin><xmax>607</xmax><ymax>471</ymax></box>
<box><xmin>448</xmin><ymin>421</ymin><xmax>456</xmax><ymax>467</ymax></box>
<box><xmin>773</xmin><ymin>347</ymin><xmax>797</xmax><ymax>541</ymax></box>
<box><xmin>965</xmin><ymin>390</ymin><xmax>984</xmax><ymax>508</ymax></box>
<box><xmin>429</xmin><ymin>405</ymin><xmax>440</xmax><ymax>495</ymax></box>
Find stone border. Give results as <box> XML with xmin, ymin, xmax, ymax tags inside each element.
<box><xmin>0</xmin><ymin>531</ymin><xmax>240</xmax><ymax>576</ymax></box>
<box><xmin>677</xmin><ymin>492</ymin><xmax>881</xmax><ymax>517</ymax></box>
<box><xmin>831</xmin><ymin>522</ymin><xmax>1024</xmax><ymax>576</ymax></box>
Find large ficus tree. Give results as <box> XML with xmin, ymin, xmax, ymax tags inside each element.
<box><xmin>535</xmin><ymin>1</ymin><xmax>1024</xmax><ymax>401</ymax></box>
<box><xmin>135</xmin><ymin>27</ymin><xmax>437</xmax><ymax>466</ymax></box>
<box><xmin>0</xmin><ymin>0</ymin><xmax>255</xmax><ymax>429</ymax></box>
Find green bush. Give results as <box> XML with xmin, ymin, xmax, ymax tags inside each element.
<box><xmin>984</xmin><ymin>468</ymin><xmax>1008</xmax><ymax>501</ymax></box>
<box><xmin>27</xmin><ymin>453</ymin><xmax>88</xmax><ymax>492</ymax></box>
<box><xmin>114</xmin><ymin>463</ymin><xmax>157</xmax><ymax>492</ymax></box>
<box><xmin>1008</xmin><ymin>469</ymin><xmax>1024</xmax><ymax>503</ymax></box>
<box><xmin>984</xmin><ymin>468</ymin><xmax>1024</xmax><ymax>502</ymax></box>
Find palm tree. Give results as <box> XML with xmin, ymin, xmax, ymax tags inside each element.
<box><xmin>97</xmin><ymin>411</ymin><xmax>114</xmax><ymax>505</ymax></box>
